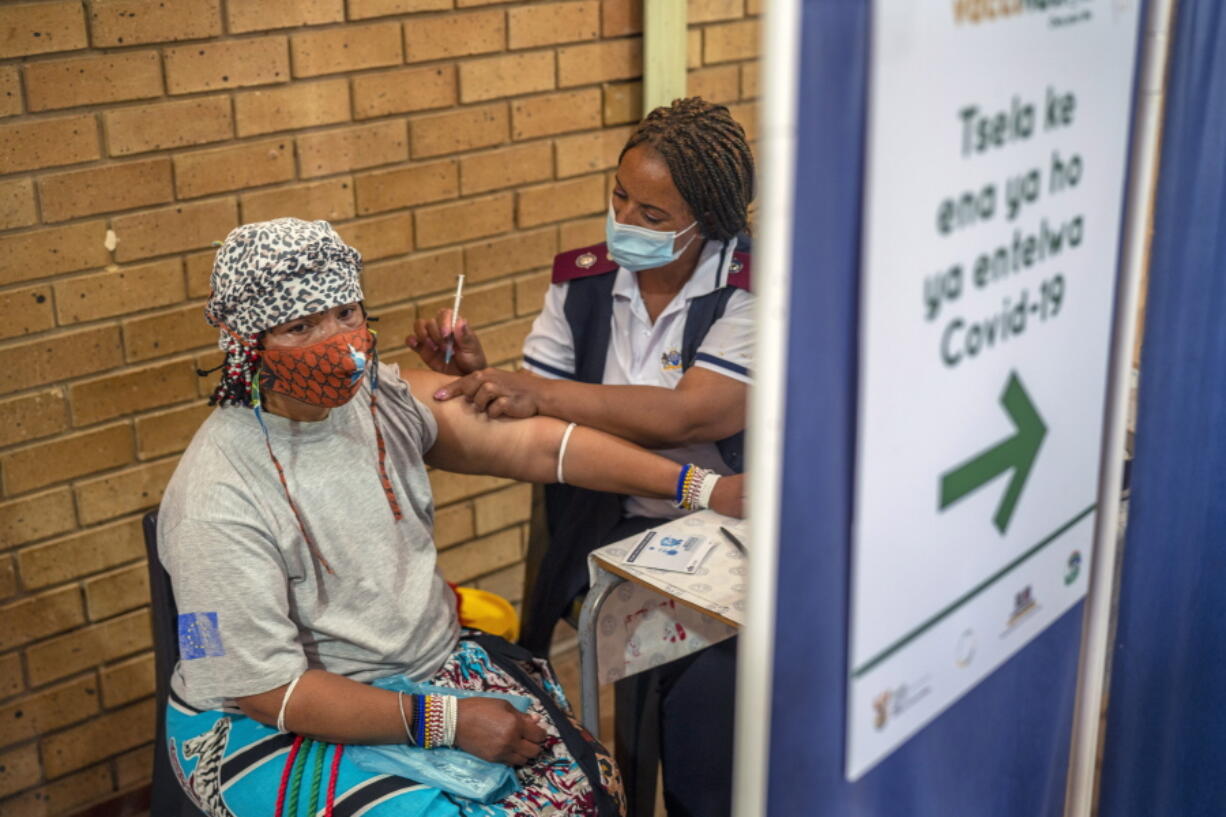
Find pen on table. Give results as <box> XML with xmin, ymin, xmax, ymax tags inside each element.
<box><xmin>443</xmin><ymin>273</ymin><xmax>465</xmax><ymax>365</ymax></box>
<box><xmin>719</xmin><ymin>526</ymin><xmax>748</xmax><ymax>555</ymax></box>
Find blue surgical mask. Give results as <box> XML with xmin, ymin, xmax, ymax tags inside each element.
<box><xmin>605</xmin><ymin>204</ymin><xmax>699</xmax><ymax>272</ymax></box>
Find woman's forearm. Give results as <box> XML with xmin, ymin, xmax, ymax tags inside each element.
<box><xmin>237</xmin><ymin>669</ymin><xmax>407</xmax><ymax>744</ymax></box>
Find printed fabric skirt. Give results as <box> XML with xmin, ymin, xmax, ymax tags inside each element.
<box><xmin>165</xmin><ymin>633</ymin><xmax>626</xmax><ymax>817</ymax></box>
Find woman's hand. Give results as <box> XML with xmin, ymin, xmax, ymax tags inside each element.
<box><xmin>405</xmin><ymin>308</ymin><xmax>487</xmax><ymax>376</ymax></box>
<box><xmin>710</xmin><ymin>473</ymin><xmax>745</xmax><ymax>518</ymax></box>
<box><xmin>453</xmin><ymin>697</ymin><xmax>548</xmax><ymax>766</ymax></box>
<box><xmin>433</xmin><ymin>369</ymin><xmax>543</xmax><ymax>420</ymax></box>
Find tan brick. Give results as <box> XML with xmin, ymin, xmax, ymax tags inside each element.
<box><xmin>353</xmin><ymin>64</ymin><xmax>455</xmax><ymax>120</ymax></box>
<box><xmin>350</xmin><ymin>0</ymin><xmax>451</xmax><ymax>19</ymax></box>
<box><xmin>603</xmin><ymin>0</ymin><xmax>642</xmax><ymax>36</ymax></box>
<box><xmin>0</xmin><ymin>1</ymin><xmax>87</xmax><ymax>58</ymax></box>
<box><xmin>433</xmin><ymin>501</ymin><xmax>474</xmax><ymax>549</ymax></box>
<box><xmin>0</xmin><ymin>676</ymin><xmax>99</xmax><ymax>749</ymax></box>
<box><xmin>0</xmin><ymin>220</ymin><xmax>109</xmax><ymax>287</ymax></box>
<box><xmin>367</xmin><ymin>302</ymin><xmax>416</xmax><ymax>355</ymax></box>
<box><xmin>164</xmin><ymin>36</ymin><xmax>289</xmax><ymax>94</ymax></box>
<box><xmin>746</xmin><ymin>0</ymin><xmax>763</xmax><ymax>14</ymax></box>
<box><xmin>0</xmin><ymin>284</ymin><xmax>54</xmax><ymax>341</ymax></box>
<box><xmin>687</xmin><ymin>63</ymin><xmax>740</xmax><ymax>104</ymax></box>
<box><xmin>517</xmin><ymin>174</ymin><xmax>604</xmax><ymax>228</ymax></box>
<box><xmin>0</xmin><ymin>744</ymin><xmax>40</xmax><ymax>799</ymax></box>
<box><xmin>703</xmin><ymin>19</ymin><xmax>759</xmax><ymax>63</ymax></box>
<box><xmin>602</xmin><ymin>81</ymin><xmax>641</xmax><ymax>125</ymax></box>
<box><xmin>184</xmin><ymin>251</ymin><xmax>214</xmax><ymax>299</ymax></box>
<box><xmin>0</xmin><ymin>586</ymin><xmax>83</xmax><ymax>651</ymax></box>
<box><xmin>228</xmin><ymin>0</ymin><xmax>343</xmax><ymax>33</ymax></box>
<box><xmin>74</xmin><ymin>458</ymin><xmax>176</xmax><ymax>526</ymax></box>
<box><xmin>430</xmin><ymin>470</ymin><xmax>513</xmax><ymax>509</ymax></box>
<box><xmin>0</xmin><ymin>66</ymin><xmax>20</xmax><ymax>117</ymax></box>
<box><xmin>512</xmin><ymin>88</ymin><xmax>601</xmax><ymax>140</ymax></box>
<box><xmin>475</xmin><ymin>316</ymin><xmax>533</xmax><ymax>366</ymax></box>
<box><xmin>0</xmin><ymin>178</ymin><xmax>36</xmax><ymax>230</ymax></box>
<box><xmin>420</xmin><ymin>280</ymin><xmax>513</xmax><ymax>330</ymax></box>
<box><xmin>474</xmin><ymin>481</ymin><xmax>532</xmax><ymax>535</ymax></box>
<box><xmin>363</xmin><ymin>249</ymin><xmax>462</xmax><ymax>305</ymax></box>
<box><xmin>69</xmin><ymin>359</ymin><xmax>195</xmax><ymax>427</ymax></box>
<box><xmin>411</xmin><ymin>104</ymin><xmax>508</xmax><ymax>159</ymax></box>
<box><xmin>241</xmin><ymin>177</ymin><xmax>355</xmax><ymax>224</ymax></box>
<box><xmin>39</xmin><ymin>157</ymin><xmax>173</xmax><ymax>223</ymax></box>
<box><xmin>42</xmin><ymin>697</ymin><xmax>155</xmax><ymax>778</ymax></box>
<box><xmin>515</xmin><ymin>269</ymin><xmax>551</xmax><ymax>316</ymax></box>
<box><xmin>0</xmin><ymin>390</ymin><xmax>68</xmax><ymax>450</ymax></box>
<box><xmin>740</xmin><ymin>60</ymin><xmax>759</xmax><ymax>99</ymax></box>
<box><xmin>416</xmin><ymin>193</ymin><xmax>512</xmax><ymax>249</ymax></box>
<box><xmin>690</xmin><ymin>0</ymin><xmax>743</xmax><ymax>22</ymax></box>
<box><xmin>404</xmin><ymin>10</ymin><xmax>504</xmax><ymax>63</ymax></box>
<box><xmin>26</xmin><ymin>50</ymin><xmax>161</xmax><ymax>112</ymax></box>
<box><xmin>112</xmin><ymin>198</ymin><xmax>238</xmax><ymax>262</ymax></box>
<box><xmin>460</xmin><ymin>142</ymin><xmax>552</xmax><ymax>196</ymax></box>
<box><xmin>474</xmin><ymin>560</ymin><xmax>525</xmax><ymax>604</ymax></box>
<box><xmin>114</xmin><ymin>743</ymin><xmax>153</xmax><ymax>788</ymax></box>
<box><xmin>0</xmin><ymin>488</ymin><xmax>75</xmax><ymax>549</ymax></box>
<box><xmin>291</xmin><ymin>21</ymin><xmax>401</xmax><ymax>78</ymax></box>
<box><xmin>84</xmin><ymin>562</ymin><xmax>149</xmax><ymax>621</ymax></box>
<box><xmin>174</xmin><ymin>139</ymin><xmax>293</xmax><ymax>201</ymax></box>
<box><xmin>298</xmin><ymin>121</ymin><xmax>408</xmax><ymax>179</ymax></box>
<box><xmin>195</xmin><ymin>349</ymin><xmax>223</xmax><ymax>398</ymax></box>
<box><xmin>1</xmin><ymin>423</ymin><xmax>134</xmax><ymax>497</ymax></box>
<box><xmin>558</xmin><ymin>38</ymin><xmax>641</xmax><ymax>87</ymax></box>
<box><xmin>0</xmin><ymin>325</ymin><xmax>123</xmax><ymax>396</ymax></box>
<box><xmin>508</xmin><ymin>1</ymin><xmax>597</xmax><ymax>49</ymax></box>
<box><xmin>555</xmin><ymin>125</ymin><xmax>631</xmax><ymax>178</ymax></box>
<box><xmin>18</xmin><ymin>518</ymin><xmax>144</xmax><ymax>590</ymax></box>
<box><xmin>0</xmin><ymin>556</ymin><xmax>14</xmax><ymax>599</ymax></box>
<box><xmin>105</xmin><ymin>96</ymin><xmax>232</xmax><ymax>157</ymax></box>
<box><xmin>134</xmin><ymin>401</ymin><xmax>211</xmax><ymax>459</ymax></box>
<box><xmin>234</xmin><ymin>77</ymin><xmax>349</xmax><ymax>138</ymax></box>
<box><xmin>124</xmin><ymin>304</ymin><xmax>216</xmax><ymax>364</ymax></box>
<box><xmin>89</xmin><ymin>0</ymin><xmax>221</xmax><ymax>47</ymax></box>
<box><xmin>1</xmin><ymin>764</ymin><xmax>113</xmax><ymax>816</ymax></box>
<box><xmin>0</xmin><ymin>653</ymin><xmax>23</xmax><ymax>701</ymax></box>
<box><xmin>436</xmin><ymin>527</ymin><xmax>520</xmax><ymax>583</ymax></box>
<box><xmin>99</xmin><ymin>652</ymin><xmax>154</xmax><ymax>709</ymax></box>
<box><xmin>558</xmin><ymin>213</ymin><xmax>604</xmax><ymax>248</ymax></box>
<box><xmin>687</xmin><ymin>27</ymin><xmax>702</xmax><ymax>69</ymax></box>
<box><xmin>728</xmin><ymin>100</ymin><xmax>757</xmax><ymax>142</ymax></box>
<box><xmin>54</xmin><ymin>259</ymin><xmax>184</xmax><ymax>325</ymax></box>
<box><xmin>335</xmin><ymin>213</ymin><xmax>413</xmax><ymax>262</ymax></box>
<box><xmin>0</xmin><ymin>114</ymin><xmax>98</xmax><ymax>174</ymax></box>
<box><xmin>26</xmin><ymin>609</ymin><xmax>151</xmax><ymax>686</ymax></box>
<box><xmin>465</xmin><ymin>228</ymin><xmax>556</xmax><ymax>283</ymax></box>
<box><xmin>460</xmin><ymin>52</ymin><xmax>554</xmax><ymax>104</ymax></box>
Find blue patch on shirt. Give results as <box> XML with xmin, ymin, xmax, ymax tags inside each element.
<box><xmin>178</xmin><ymin>612</ymin><xmax>226</xmax><ymax>659</ymax></box>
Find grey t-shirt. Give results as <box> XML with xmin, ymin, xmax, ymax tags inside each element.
<box><xmin>159</xmin><ymin>363</ymin><xmax>460</xmax><ymax>711</ymax></box>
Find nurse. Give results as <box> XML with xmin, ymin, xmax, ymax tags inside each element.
<box><xmin>409</xmin><ymin>98</ymin><xmax>755</xmax><ymax>817</ymax></box>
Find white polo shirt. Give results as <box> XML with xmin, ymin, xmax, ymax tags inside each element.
<box><xmin>522</xmin><ymin>239</ymin><xmax>753</xmax><ymax>519</ymax></box>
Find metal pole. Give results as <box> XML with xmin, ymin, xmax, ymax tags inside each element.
<box><xmin>642</xmin><ymin>0</ymin><xmax>687</xmax><ymax>114</ymax></box>
<box><xmin>1064</xmin><ymin>2</ymin><xmax>1177</xmax><ymax>814</ymax></box>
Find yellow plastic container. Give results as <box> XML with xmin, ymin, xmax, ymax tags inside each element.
<box><xmin>455</xmin><ymin>586</ymin><xmax>520</xmax><ymax>642</ymax></box>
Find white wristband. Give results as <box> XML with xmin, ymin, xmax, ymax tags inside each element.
<box><xmin>697</xmin><ymin>472</ymin><xmax>721</xmax><ymax>510</ymax></box>
<box><xmin>277</xmin><ymin>673</ymin><xmax>304</xmax><ymax>733</ymax></box>
<box><xmin>556</xmin><ymin>422</ymin><xmax>577</xmax><ymax>484</ymax></box>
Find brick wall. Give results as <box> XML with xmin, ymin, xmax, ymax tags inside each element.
<box><xmin>0</xmin><ymin>1</ymin><xmax>760</xmax><ymax>812</ymax></box>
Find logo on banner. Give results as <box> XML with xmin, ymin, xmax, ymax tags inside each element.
<box><xmin>871</xmin><ymin>677</ymin><xmax>933</xmax><ymax>731</ymax></box>
<box><xmin>953</xmin><ymin>0</ymin><xmax>1098</xmax><ymax>28</ymax></box>
<box><xmin>1006</xmin><ymin>585</ymin><xmax>1038</xmax><ymax>630</ymax></box>
<box><xmin>1064</xmin><ymin>550</ymin><xmax>1082</xmax><ymax>585</ymax></box>
<box><xmin>955</xmin><ymin>629</ymin><xmax>977</xmax><ymax>668</ymax></box>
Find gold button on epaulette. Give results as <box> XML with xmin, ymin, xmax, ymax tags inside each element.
<box><xmin>576</xmin><ymin>252</ymin><xmax>597</xmax><ymax>269</ymax></box>
<box><xmin>730</xmin><ymin>259</ymin><xmax>744</xmax><ymax>273</ymax></box>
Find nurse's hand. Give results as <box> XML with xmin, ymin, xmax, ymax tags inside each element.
<box><xmin>405</xmin><ymin>308</ymin><xmax>487</xmax><ymax>376</ymax></box>
<box><xmin>710</xmin><ymin>473</ymin><xmax>746</xmax><ymax>518</ymax></box>
<box><xmin>434</xmin><ymin>368</ymin><xmax>542</xmax><ymax>419</ymax></box>
<box><xmin>454</xmin><ymin>697</ymin><xmax>548</xmax><ymax>766</ymax></box>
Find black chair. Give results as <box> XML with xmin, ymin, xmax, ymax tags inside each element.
<box><xmin>142</xmin><ymin>509</ymin><xmax>208</xmax><ymax>817</ymax></box>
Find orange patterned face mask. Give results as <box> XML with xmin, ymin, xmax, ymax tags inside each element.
<box><xmin>259</xmin><ymin>324</ymin><xmax>374</xmax><ymax>408</ymax></box>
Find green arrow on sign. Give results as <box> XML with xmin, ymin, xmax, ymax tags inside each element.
<box><xmin>939</xmin><ymin>371</ymin><xmax>1047</xmax><ymax>534</ymax></box>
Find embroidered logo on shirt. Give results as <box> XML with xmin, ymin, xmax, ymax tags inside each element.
<box><xmin>660</xmin><ymin>349</ymin><xmax>682</xmax><ymax>371</ymax></box>
<box><xmin>178</xmin><ymin>612</ymin><xmax>226</xmax><ymax>659</ymax></box>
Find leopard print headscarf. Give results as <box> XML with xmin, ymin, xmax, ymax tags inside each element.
<box><xmin>204</xmin><ymin>218</ymin><xmax>364</xmax><ymax>407</ymax></box>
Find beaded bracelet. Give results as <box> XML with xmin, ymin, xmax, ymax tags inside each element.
<box><xmin>676</xmin><ymin>464</ymin><xmax>720</xmax><ymax>510</ymax></box>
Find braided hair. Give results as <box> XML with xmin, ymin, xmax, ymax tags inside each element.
<box><xmin>619</xmin><ymin>97</ymin><xmax>755</xmax><ymax>242</ymax></box>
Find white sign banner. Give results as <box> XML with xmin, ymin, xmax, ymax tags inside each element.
<box><xmin>848</xmin><ymin>0</ymin><xmax>1141</xmax><ymax>780</ymax></box>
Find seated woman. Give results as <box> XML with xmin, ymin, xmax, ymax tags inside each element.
<box><xmin>160</xmin><ymin>218</ymin><xmax>741</xmax><ymax>817</ymax></box>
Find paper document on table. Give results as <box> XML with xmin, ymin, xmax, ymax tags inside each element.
<box><xmin>623</xmin><ymin>531</ymin><xmax>715</xmax><ymax>574</ymax></box>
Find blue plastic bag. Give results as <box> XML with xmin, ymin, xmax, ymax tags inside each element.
<box><xmin>346</xmin><ymin>675</ymin><xmax>533</xmax><ymax>804</ymax></box>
